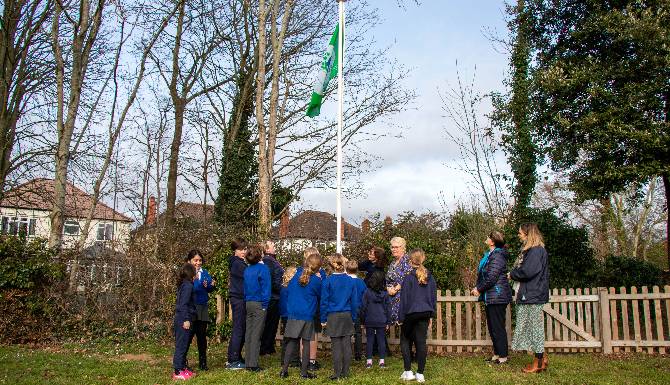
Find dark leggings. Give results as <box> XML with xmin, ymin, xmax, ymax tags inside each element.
<box><xmin>366</xmin><ymin>327</ymin><xmax>387</xmax><ymax>359</ymax></box>
<box><xmin>188</xmin><ymin>320</ymin><xmax>208</xmax><ymax>366</ymax></box>
<box><xmin>282</xmin><ymin>337</ymin><xmax>311</xmax><ymax>375</ymax></box>
<box><xmin>400</xmin><ymin>313</ymin><xmax>430</xmax><ymax>374</ymax></box>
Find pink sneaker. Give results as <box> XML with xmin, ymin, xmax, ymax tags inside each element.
<box><xmin>172</xmin><ymin>369</ymin><xmax>192</xmax><ymax>380</ymax></box>
<box><xmin>184</xmin><ymin>368</ymin><xmax>195</xmax><ymax>378</ymax></box>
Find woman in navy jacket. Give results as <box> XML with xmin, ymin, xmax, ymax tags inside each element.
<box><xmin>471</xmin><ymin>231</ymin><xmax>512</xmax><ymax>364</ymax></box>
<box><xmin>509</xmin><ymin>223</ymin><xmax>550</xmax><ymax>373</ymax></box>
<box><xmin>186</xmin><ymin>249</ymin><xmax>215</xmax><ymax>371</ymax></box>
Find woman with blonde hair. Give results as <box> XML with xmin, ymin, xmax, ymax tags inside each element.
<box><xmin>398</xmin><ymin>249</ymin><xmax>436</xmax><ymax>383</ymax></box>
<box><xmin>386</xmin><ymin>237</ymin><xmax>413</xmax><ymax>324</ymax></box>
<box><xmin>509</xmin><ymin>223</ymin><xmax>550</xmax><ymax>373</ymax></box>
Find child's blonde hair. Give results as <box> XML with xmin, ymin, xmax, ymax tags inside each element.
<box><xmin>282</xmin><ymin>266</ymin><xmax>297</xmax><ymax>286</ymax></box>
<box><xmin>303</xmin><ymin>246</ymin><xmax>319</xmax><ymax>260</ymax></box>
<box><xmin>409</xmin><ymin>248</ymin><xmax>428</xmax><ymax>285</ymax></box>
<box><xmin>299</xmin><ymin>253</ymin><xmax>322</xmax><ymax>286</ymax></box>
<box><xmin>328</xmin><ymin>253</ymin><xmax>346</xmax><ymax>273</ymax></box>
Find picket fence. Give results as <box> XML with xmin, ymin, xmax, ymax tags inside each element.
<box><xmin>219</xmin><ymin>285</ymin><xmax>670</xmax><ymax>355</ymax></box>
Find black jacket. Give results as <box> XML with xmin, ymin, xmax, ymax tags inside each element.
<box><xmin>263</xmin><ymin>254</ymin><xmax>284</xmax><ymax>301</ymax></box>
<box><xmin>476</xmin><ymin>248</ymin><xmax>512</xmax><ymax>305</ymax></box>
<box><xmin>510</xmin><ymin>246</ymin><xmax>549</xmax><ymax>304</ymax></box>
<box><xmin>174</xmin><ymin>279</ymin><xmax>196</xmax><ymax>324</ymax></box>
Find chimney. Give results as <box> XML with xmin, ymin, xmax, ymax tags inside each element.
<box><xmin>361</xmin><ymin>218</ymin><xmax>371</xmax><ymax>234</ymax></box>
<box><xmin>383</xmin><ymin>215</ymin><xmax>393</xmax><ymax>235</ymax></box>
<box><xmin>146</xmin><ymin>196</ymin><xmax>157</xmax><ymax>225</ymax></box>
<box><xmin>279</xmin><ymin>208</ymin><xmax>290</xmax><ymax>239</ymax></box>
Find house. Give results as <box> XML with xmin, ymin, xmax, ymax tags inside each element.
<box><xmin>273</xmin><ymin>209</ymin><xmax>362</xmax><ymax>252</ymax></box>
<box><xmin>0</xmin><ymin>178</ymin><xmax>133</xmax><ymax>251</ymax></box>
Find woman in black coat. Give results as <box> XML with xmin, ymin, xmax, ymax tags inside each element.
<box><xmin>471</xmin><ymin>231</ymin><xmax>512</xmax><ymax>364</ymax></box>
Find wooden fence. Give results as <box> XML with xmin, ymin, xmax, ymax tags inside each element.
<box><xmin>221</xmin><ymin>285</ymin><xmax>670</xmax><ymax>355</ymax></box>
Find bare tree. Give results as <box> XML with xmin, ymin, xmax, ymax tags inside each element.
<box><xmin>49</xmin><ymin>0</ymin><xmax>107</xmax><ymax>249</ymax></box>
<box><xmin>0</xmin><ymin>0</ymin><xmax>54</xmax><ymax>194</ymax></box>
<box><xmin>441</xmin><ymin>67</ymin><xmax>511</xmax><ymax>219</ymax></box>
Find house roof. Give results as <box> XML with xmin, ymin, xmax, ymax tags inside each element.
<box><xmin>0</xmin><ymin>178</ymin><xmax>133</xmax><ymax>222</ymax></box>
<box><xmin>274</xmin><ymin>210</ymin><xmax>361</xmax><ymax>242</ymax></box>
<box><xmin>173</xmin><ymin>201</ymin><xmax>215</xmax><ymax>221</ymax></box>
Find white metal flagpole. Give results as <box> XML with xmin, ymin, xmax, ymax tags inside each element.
<box><xmin>336</xmin><ymin>0</ymin><xmax>345</xmax><ymax>253</ymax></box>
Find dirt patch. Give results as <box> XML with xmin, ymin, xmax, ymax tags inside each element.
<box><xmin>116</xmin><ymin>353</ymin><xmax>157</xmax><ymax>363</ymax></box>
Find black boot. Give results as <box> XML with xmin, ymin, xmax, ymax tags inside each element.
<box><xmin>199</xmin><ymin>357</ymin><xmax>208</xmax><ymax>371</ymax></box>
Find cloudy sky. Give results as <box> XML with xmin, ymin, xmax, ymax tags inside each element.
<box><xmin>295</xmin><ymin>1</ymin><xmax>511</xmax><ymax>225</ymax></box>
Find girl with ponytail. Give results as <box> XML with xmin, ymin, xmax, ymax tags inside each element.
<box><xmin>397</xmin><ymin>249</ymin><xmax>437</xmax><ymax>383</ymax></box>
<box><xmin>280</xmin><ymin>252</ymin><xmax>323</xmax><ymax>379</ymax></box>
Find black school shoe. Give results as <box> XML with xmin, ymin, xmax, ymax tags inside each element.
<box><xmin>300</xmin><ymin>372</ymin><xmax>317</xmax><ymax>379</ymax></box>
<box><xmin>329</xmin><ymin>375</ymin><xmax>339</xmax><ymax>381</ymax></box>
<box><xmin>246</xmin><ymin>367</ymin><xmax>264</xmax><ymax>372</ymax></box>
<box><xmin>307</xmin><ymin>361</ymin><xmax>320</xmax><ymax>371</ymax></box>
<box><xmin>279</xmin><ymin>370</ymin><xmax>289</xmax><ymax>378</ymax></box>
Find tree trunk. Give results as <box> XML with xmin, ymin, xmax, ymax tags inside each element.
<box><xmin>255</xmin><ymin>0</ymin><xmax>270</xmax><ymax>236</ymax></box>
<box><xmin>663</xmin><ymin>172</ymin><xmax>670</xmax><ymax>269</ymax></box>
<box><xmin>165</xmin><ymin>99</ymin><xmax>185</xmax><ymax>230</ymax></box>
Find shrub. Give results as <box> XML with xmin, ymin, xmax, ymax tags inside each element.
<box><xmin>599</xmin><ymin>255</ymin><xmax>664</xmax><ymax>288</ymax></box>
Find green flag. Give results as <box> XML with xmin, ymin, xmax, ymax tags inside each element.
<box><xmin>306</xmin><ymin>23</ymin><xmax>340</xmax><ymax>118</ymax></box>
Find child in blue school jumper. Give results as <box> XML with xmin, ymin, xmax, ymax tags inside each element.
<box><xmin>172</xmin><ymin>263</ymin><xmax>197</xmax><ymax>381</ymax></box>
<box><xmin>398</xmin><ymin>249</ymin><xmax>437</xmax><ymax>383</ymax></box>
<box><xmin>280</xmin><ymin>252</ymin><xmax>323</xmax><ymax>379</ymax></box>
<box><xmin>320</xmin><ymin>254</ymin><xmax>359</xmax><ymax>380</ymax></box>
<box><xmin>243</xmin><ymin>244</ymin><xmax>272</xmax><ymax>372</ymax></box>
<box><xmin>346</xmin><ymin>259</ymin><xmax>368</xmax><ymax>361</ymax></box>
<box><xmin>279</xmin><ymin>266</ymin><xmax>298</xmax><ymax>366</ymax></box>
<box><xmin>358</xmin><ymin>270</ymin><xmax>391</xmax><ymax>369</ymax></box>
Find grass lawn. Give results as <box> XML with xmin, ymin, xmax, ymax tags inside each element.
<box><xmin>1</xmin><ymin>341</ymin><xmax>669</xmax><ymax>385</ymax></box>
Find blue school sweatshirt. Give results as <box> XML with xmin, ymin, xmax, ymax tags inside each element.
<box><xmin>350</xmin><ymin>275</ymin><xmax>367</xmax><ymax>308</ymax></box>
<box><xmin>279</xmin><ymin>286</ymin><xmax>289</xmax><ymax>318</ymax></box>
<box><xmin>286</xmin><ymin>272</ymin><xmax>322</xmax><ymax>321</ymax></box>
<box><xmin>193</xmin><ymin>268</ymin><xmax>215</xmax><ymax>305</ymax></box>
<box><xmin>174</xmin><ymin>279</ymin><xmax>196</xmax><ymax>324</ymax></box>
<box><xmin>398</xmin><ymin>269</ymin><xmax>437</xmax><ymax>323</ymax></box>
<box><xmin>228</xmin><ymin>255</ymin><xmax>247</xmax><ymax>300</ymax></box>
<box><xmin>244</xmin><ymin>262</ymin><xmax>271</xmax><ymax>309</ymax></box>
<box><xmin>320</xmin><ymin>273</ymin><xmax>359</xmax><ymax>323</ymax></box>
<box><xmin>359</xmin><ymin>289</ymin><xmax>391</xmax><ymax>328</ymax></box>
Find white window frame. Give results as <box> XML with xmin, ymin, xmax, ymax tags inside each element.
<box><xmin>63</xmin><ymin>220</ymin><xmax>80</xmax><ymax>236</ymax></box>
<box><xmin>96</xmin><ymin>222</ymin><xmax>114</xmax><ymax>242</ymax></box>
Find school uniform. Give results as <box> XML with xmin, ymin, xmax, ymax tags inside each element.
<box><xmin>359</xmin><ymin>288</ymin><xmax>391</xmax><ymax>359</ymax></box>
<box><xmin>398</xmin><ymin>269</ymin><xmax>437</xmax><ymax>376</ymax></box>
<box><xmin>321</xmin><ymin>273</ymin><xmax>359</xmax><ymax>378</ymax></box>
<box><xmin>189</xmin><ymin>267</ymin><xmax>215</xmax><ymax>369</ymax></box>
<box><xmin>349</xmin><ymin>274</ymin><xmax>367</xmax><ymax>360</ymax></box>
<box><xmin>244</xmin><ymin>262</ymin><xmax>271</xmax><ymax>369</ymax></box>
<box><xmin>173</xmin><ymin>279</ymin><xmax>196</xmax><ymax>373</ymax></box>
<box><xmin>260</xmin><ymin>254</ymin><xmax>284</xmax><ymax>355</ymax></box>
<box><xmin>227</xmin><ymin>255</ymin><xmax>247</xmax><ymax>365</ymax></box>
<box><xmin>282</xmin><ymin>272</ymin><xmax>322</xmax><ymax>376</ymax></box>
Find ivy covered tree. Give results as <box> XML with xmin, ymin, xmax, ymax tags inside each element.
<box><xmin>524</xmin><ymin>0</ymin><xmax>670</xmax><ymax>266</ymax></box>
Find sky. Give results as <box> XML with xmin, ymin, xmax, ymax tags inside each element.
<box><xmin>295</xmin><ymin>1</ymin><xmax>511</xmax><ymax>225</ymax></box>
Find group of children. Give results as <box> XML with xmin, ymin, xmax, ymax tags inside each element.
<box><xmin>172</xmin><ymin>241</ymin><xmax>437</xmax><ymax>382</ymax></box>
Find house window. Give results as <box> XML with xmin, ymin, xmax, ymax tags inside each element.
<box><xmin>96</xmin><ymin>223</ymin><xmax>114</xmax><ymax>241</ymax></box>
<box><xmin>63</xmin><ymin>220</ymin><xmax>80</xmax><ymax>236</ymax></box>
<box><xmin>1</xmin><ymin>216</ymin><xmax>37</xmax><ymax>236</ymax></box>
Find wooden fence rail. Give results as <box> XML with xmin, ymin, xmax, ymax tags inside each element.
<box><xmin>219</xmin><ymin>285</ymin><xmax>670</xmax><ymax>355</ymax></box>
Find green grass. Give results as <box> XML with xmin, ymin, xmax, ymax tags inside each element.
<box><xmin>1</xmin><ymin>341</ymin><xmax>669</xmax><ymax>385</ymax></box>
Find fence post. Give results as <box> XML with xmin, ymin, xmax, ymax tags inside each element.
<box><xmin>599</xmin><ymin>287</ymin><xmax>613</xmax><ymax>354</ymax></box>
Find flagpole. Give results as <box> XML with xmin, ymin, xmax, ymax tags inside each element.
<box><xmin>336</xmin><ymin>0</ymin><xmax>345</xmax><ymax>253</ymax></box>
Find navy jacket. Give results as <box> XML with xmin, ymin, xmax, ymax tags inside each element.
<box><xmin>359</xmin><ymin>260</ymin><xmax>386</xmax><ymax>287</ymax></box>
<box><xmin>287</xmin><ymin>272</ymin><xmax>322</xmax><ymax>321</ymax></box>
<box><xmin>475</xmin><ymin>248</ymin><xmax>512</xmax><ymax>305</ymax></box>
<box><xmin>228</xmin><ymin>255</ymin><xmax>247</xmax><ymax>299</ymax></box>
<box><xmin>244</xmin><ymin>263</ymin><xmax>272</xmax><ymax>309</ymax></box>
<box><xmin>359</xmin><ymin>289</ymin><xmax>391</xmax><ymax>328</ymax></box>
<box><xmin>193</xmin><ymin>268</ymin><xmax>215</xmax><ymax>305</ymax></box>
<box><xmin>510</xmin><ymin>246</ymin><xmax>550</xmax><ymax>305</ymax></box>
<box><xmin>320</xmin><ymin>273</ymin><xmax>359</xmax><ymax>323</ymax></box>
<box><xmin>263</xmin><ymin>254</ymin><xmax>284</xmax><ymax>301</ymax></box>
<box><xmin>398</xmin><ymin>269</ymin><xmax>437</xmax><ymax>323</ymax></box>
<box><xmin>174</xmin><ymin>279</ymin><xmax>196</xmax><ymax>324</ymax></box>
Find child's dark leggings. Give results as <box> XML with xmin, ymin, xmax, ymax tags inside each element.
<box><xmin>173</xmin><ymin>320</ymin><xmax>193</xmax><ymax>371</ymax></box>
<box><xmin>282</xmin><ymin>337</ymin><xmax>311</xmax><ymax>375</ymax></box>
<box><xmin>366</xmin><ymin>326</ymin><xmax>387</xmax><ymax>359</ymax></box>
<box><xmin>400</xmin><ymin>312</ymin><xmax>430</xmax><ymax>374</ymax></box>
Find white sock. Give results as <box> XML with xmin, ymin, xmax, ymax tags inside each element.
<box><xmin>498</xmin><ymin>357</ymin><xmax>508</xmax><ymax>363</ymax></box>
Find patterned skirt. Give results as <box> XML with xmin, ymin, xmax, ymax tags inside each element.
<box><xmin>512</xmin><ymin>304</ymin><xmax>545</xmax><ymax>353</ymax></box>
